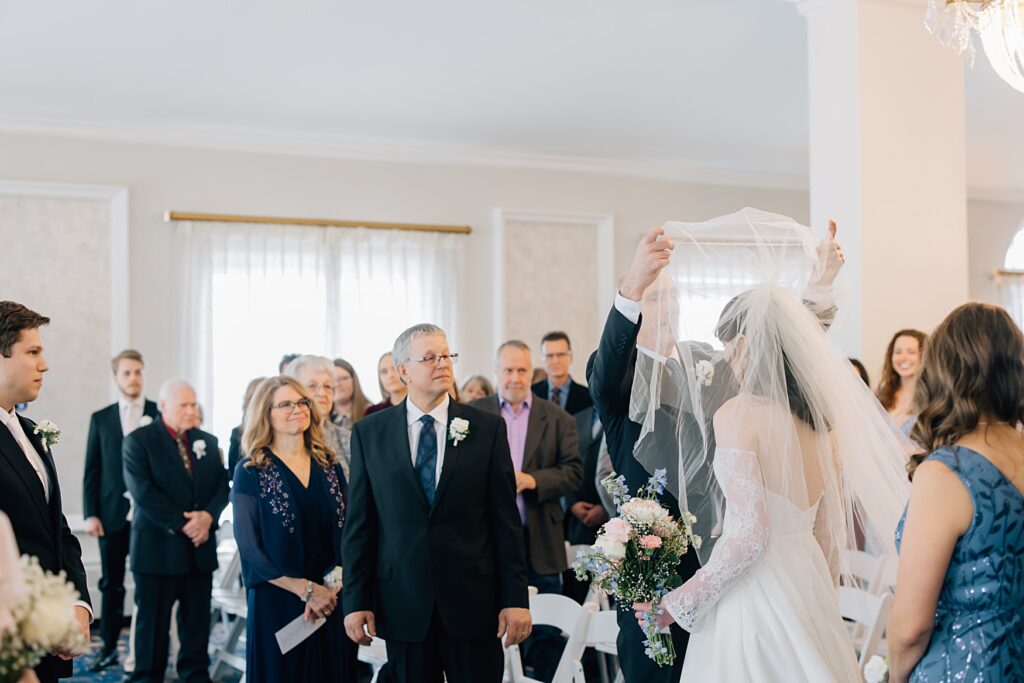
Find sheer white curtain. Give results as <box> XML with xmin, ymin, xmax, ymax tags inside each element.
<box><xmin>997</xmin><ymin>273</ymin><xmax>1024</xmax><ymax>328</ymax></box>
<box><xmin>175</xmin><ymin>221</ymin><xmax>463</xmax><ymax>441</ymax></box>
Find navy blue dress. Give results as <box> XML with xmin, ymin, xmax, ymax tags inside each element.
<box><xmin>232</xmin><ymin>450</ymin><xmax>357</xmax><ymax>683</ymax></box>
<box><xmin>895</xmin><ymin>446</ymin><xmax>1024</xmax><ymax>682</ymax></box>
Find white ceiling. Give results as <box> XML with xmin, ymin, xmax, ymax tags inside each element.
<box><xmin>0</xmin><ymin>0</ymin><xmax>1021</xmax><ymax>191</ymax></box>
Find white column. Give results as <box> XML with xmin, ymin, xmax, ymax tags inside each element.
<box><xmin>799</xmin><ymin>0</ymin><xmax>969</xmax><ymax>377</ymax></box>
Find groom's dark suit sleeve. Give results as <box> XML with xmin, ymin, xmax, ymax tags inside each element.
<box><xmin>487</xmin><ymin>419</ymin><xmax>529</xmax><ymax>610</ymax></box>
<box><xmin>341</xmin><ymin>424</ymin><xmax>377</xmax><ymax>615</ymax></box>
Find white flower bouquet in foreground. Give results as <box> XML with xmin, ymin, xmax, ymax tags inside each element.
<box><xmin>0</xmin><ymin>556</ymin><xmax>87</xmax><ymax>683</ymax></box>
<box><xmin>573</xmin><ymin>469</ymin><xmax>700</xmax><ymax>667</ymax></box>
<box><xmin>864</xmin><ymin>655</ymin><xmax>889</xmax><ymax>683</ymax></box>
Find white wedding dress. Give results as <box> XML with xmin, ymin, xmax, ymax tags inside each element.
<box><xmin>663</xmin><ymin>447</ymin><xmax>862</xmax><ymax>683</ymax></box>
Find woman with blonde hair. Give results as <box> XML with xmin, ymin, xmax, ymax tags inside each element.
<box><xmin>364</xmin><ymin>351</ymin><xmax>408</xmax><ymax>416</ymax></box>
<box><xmin>231</xmin><ymin>376</ymin><xmax>356</xmax><ymax>682</ymax></box>
<box><xmin>877</xmin><ymin>329</ymin><xmax>927</xmax><ymax>435</ymax></box>
<box><xmin>888</xmin><ymin>303</ymin><xmax>1024</xmax><ymax>682</ymax></box>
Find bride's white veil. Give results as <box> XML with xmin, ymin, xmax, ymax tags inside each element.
<box><xmin>629</xmin><ymin>208</ymin><xmax>912</xmax><ymax>577</ymax></box>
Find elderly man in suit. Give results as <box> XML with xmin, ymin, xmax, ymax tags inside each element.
<box><xmin>123</xmin><ymin>378</ymin><xmax>229</xmax><ymax>683</ymax></box>
<box><xmin>470</xmin><ymin>340</ymin><xmax>582</xmax><ymax>682</ymax></box>
<box><xmin>343</xmin><ymin>324</ymin><xmax>531</xmax><ymax>683</ymax></box>
<box><xmin>0</xmin><ymin>301</ymin><xmax>92</xmax><ymax>683</ymax></box>
<box><xmin>82</xmin><ymin>348</ymin><xmax>159</xmax><ymax>671</ymax></box>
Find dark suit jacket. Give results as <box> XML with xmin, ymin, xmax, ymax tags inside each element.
<box><xmin>123</xmin><ymin>421</ymin><xmax>229</xmax><ymax>575</ymax></box>
<box><xmin>564</xmin><ymin>406</ymin><xmax>605</xmax><ymax>546</ymax></box>
<box><xmin>0</xmin><ymin>413</ymin><xmax>91</xmax><ymax>682</ymax></box>
<box><xmin>82</xmin><ymin>399</ymin><xmax>159</xmax><ymax>532</ymax></box>
<box><xmin>468</xmin><ymin>395</ymin><xmax>582</xmax><ymax>575</ymax></box>
<box><xmin>341</xmin><ymin>399</ymin><xmax>528</xmax><ymax>642</ymax></box>
<box><xmin>531</xmin><ymin>378</ymin><xmax>593</xmax><ymax>416</ymax></box>
<box><xmin>227</xmin><ymin>425</ymin><xmax>243</xmax><ymax>477</ymax></box>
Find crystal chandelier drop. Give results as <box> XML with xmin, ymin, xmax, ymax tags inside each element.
<box><xmin>926</xmin><ymin>0</ymin><xmax>1024</xmax><ymax>94</ymax></box>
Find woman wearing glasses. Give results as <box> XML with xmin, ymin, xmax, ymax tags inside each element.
<box><xmin>231</xmin><ymin>376</ymin><xmax>357</xmax><ymax>683</ymax></box>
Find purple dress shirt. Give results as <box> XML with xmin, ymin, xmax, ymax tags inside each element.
<box><xmin>499</xmin><ymin>393</ymin><xmax>532</xmax><ymax>525</ymax></box>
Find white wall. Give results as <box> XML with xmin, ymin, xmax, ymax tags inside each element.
<box><xmin>968</xmin><ymin>198</ymin><xmax>1024</xmax><ymax>304</ymax></box>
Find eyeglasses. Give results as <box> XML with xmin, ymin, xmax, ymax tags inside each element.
<box><xmin>410</xmin><ymin>353</ymin><xmax>459</xmax><ymax>366</ymax></box>
<box><xmin>306</xmin><ymin>382</ymin><xmax>334</xmax><ymax>394</ymax></box>
<box><xmin>543</xmin><ymin>352</ymin><xmax>571</xmax><ymax>360</ymax></box>
<box><xmin>271</xmin><ymin>398</ymin><xmax>313</xmax><ymax>413</ymax></box>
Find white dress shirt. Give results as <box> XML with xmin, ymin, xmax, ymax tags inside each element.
<box><xmin>405</xmin><ymin>394</ymin><xmax>449</xmax><ymax>485</ymax></box>
<box><xmin>119</xmin><ymin>395</ymin><xmax>145</xmax><ymax>436</ymax></box>
<box><xmin>0</xmin><ymin>407</ymin><xmax>50</xmax><ymax>502</ymax></box>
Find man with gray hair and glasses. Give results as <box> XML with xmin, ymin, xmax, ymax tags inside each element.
<box><xmin>343</xmin><ymin>323</ymin><xmax>531</xmax><ymax>683</ymax></box>
<box><xmin>284</xmin><ymin>354</ymin><xmax>352</xmax><ymax>480</ymax></box>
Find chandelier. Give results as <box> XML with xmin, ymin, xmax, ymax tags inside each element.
<box><xmin>926</xmin><ymin>0</ymin><xmax>1024</xmax><ymax>94</ymax></box>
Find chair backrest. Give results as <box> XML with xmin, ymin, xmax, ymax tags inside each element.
<box><xmin>216</xmin><ymin>548</ymin><xmax>242</xmax><ymax>590</ymax></box>
<box><xmin>529</xmin><ymin>593</ymin><xmax>588</xmax><ymax>634</ymax></box>
<box><xmin>874</xmin><ymin>554</ymin><xmax>898</xmax><ymax>595</ymax></box>
<box><xmin>584</xmin><ymin>608</ymin><xmax>619</xmax><ymax>646</ymax></box>
<box><xmin>843</xmin><ymin>549</ymin><xmax>883</xmax><ymax>589</ymax></box>
<box><xmin>508</xmin><ymin>596</ymin><xmax>596</xmax><ymax>683</ymax></box>
<box><xmin>839</xmin><ymin>585</ymin><xmax>893</xmax><ymax>669</ymax></box>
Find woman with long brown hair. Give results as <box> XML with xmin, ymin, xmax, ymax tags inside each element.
<box><xmin>877</xmin><ymin>329</ymin><xmax>928</xmax><ymax>434</ymax></box>
<box><xmin>363</xmin><ymin>351</ymin><xmax>408</xmax><ymax>416</ymax></box>
<box><xmin>231</xmin><ymin>376</ymin><xmax>357</xmax><ymax>682</ymax></box>
<box><xmin>888</xmin><ymin>303</ymin><xmax>1024</xmax><ymax>682</ymax></box>
<box><xmin>330</xmin><ymin>358</ymin><xmax>369</xmax><ymax>429</ymax></box>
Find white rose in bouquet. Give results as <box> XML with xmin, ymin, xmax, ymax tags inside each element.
<box><xmin>594</xmin><ymin>534</ymin><xmax>627</xmax><ymax>562</ymax></box>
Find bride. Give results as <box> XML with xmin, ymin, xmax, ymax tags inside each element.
<box><xmin>631</xmin><ymin>209</ymin><xmax>913</xmax><ymax>681</ymax></box>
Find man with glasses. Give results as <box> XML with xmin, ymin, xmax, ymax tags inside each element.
<box><xmin>284</xmin><ymin>355</ymin><xmax>351</xmax><ymax>480</ymax></box>
<box><xmin>123</xmin><ymin>379</ymin><xmax>229</xmax><ymax>683</ymax></box>
<box><xmin>531</xmin><ymin>331</ymin><xmax>593</xmax><ymax>415</ymax></box>
<box><xmin>342</xmin><ymin>324</ymin><xmax>531</xmax><ymax>683</ymax></box>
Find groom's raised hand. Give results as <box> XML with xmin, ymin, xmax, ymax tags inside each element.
<box><xmin>497</xmin><ymin>607</ymin><xmax>532</xmax><ymax>647</ymax></box>
<box><xmin>344</xmin><ymin>610</ymin><xmax>376</xmax><ymax>645</ymax></box>
<box><xmin>620</xmin><ymin>226</ymin><xmax>675</xmax><ymax>302</ymax></box>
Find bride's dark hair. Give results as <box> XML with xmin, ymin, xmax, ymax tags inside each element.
<box><xmin>909</xmin><ymin>302</ymin><xmax>1024</xmax><ymax>479</ymax></box>
<box><xmin>716</xmin><ymin>291</ymin><xmax>818</xmax><ymax>428</ymax></box>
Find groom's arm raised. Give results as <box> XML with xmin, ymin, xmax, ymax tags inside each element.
<box><xmin>590</xmin><ymin>226</ymin><xmax>674</xmax><ymax>419</ymax></box>
<box><xmin>342</xmin><ymin>424</ymin><xmax>379</xmax><ymax>645</ymax></box>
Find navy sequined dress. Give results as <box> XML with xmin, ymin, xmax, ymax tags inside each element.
<box><xmin>895</xmin><ymin>446</ymin><xmax>1024</xmax><ymax>682</ymax></box>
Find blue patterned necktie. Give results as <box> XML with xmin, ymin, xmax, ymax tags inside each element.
<box><xmin>414</xmin><ymin>414</ymin><xmax>437</xmax><ymax>506</ymax></box>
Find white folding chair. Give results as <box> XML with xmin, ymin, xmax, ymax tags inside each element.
<box><xmin>574</xmin><ymin>608</ymin><xmax>622</xmax><ymax>683</ymax></box>
<box><xmin>839</xmin><ymin>585</ymin><xmax>893</xmax><ymax>672</ymax></box>
<box><xmin>358</xmin><ymin>636</ymin><xmax>388</xmax><ymax>683</ymax></box>
<box><xmin>843</xmin><ymin>549</ymin><xmax>885</xmax><ymax>590</ymax></box>
<box><xmin>209</xmin><ymin>525</ymin><xmax>246</xmax><ymax>681</ymax></box>
<box><xmin>507</xmin><ymin>594</ymin><xmax>596</xmax><ymax>683</ymax></box>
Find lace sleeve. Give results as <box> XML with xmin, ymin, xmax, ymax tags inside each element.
<box><xmin>662</xmin><ymin>448</ymin><xmax>769</xmax><ymax>630</ymax></box>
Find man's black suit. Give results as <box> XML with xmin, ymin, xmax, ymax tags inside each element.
<box><xmin>342</xmin><ymin>399</ymin><xmax>528</xmax><ymax>683</ymax></box>
<box><xmin>0</xmin><ymin>413</ymin><xmax>91</xmax><ymax>683</ymax></box>
<box><xmin>82</xmin><ymin>399</ymin><xmax>158</xmax><ymax>653</ymax></box>
<box><xmin>123</xmin><ymin>420</ymin><xmax>229</xmax><ymax>683</ymax></box>
<box><xmin>588</xmin><ymin>306</ymin><xmax>699</xmax><ymax>682</ymax></box>
<box><xmin>531</xmin><ymin>377</ymin><xmax>593</xmax><ymax>415</ymax></box>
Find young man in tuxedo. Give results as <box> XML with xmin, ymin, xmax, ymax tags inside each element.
<box><xmin>343</xmin><ymin>324</ymin><xmax>531</xmax><ymax>683</ymax></box>
<box><xmin>82</xmin><ymin>349</ymin><xmax>159</xmax><ymax>671</ymax></box>
<box><xmin>123</xmin><ymin>379</ymin><xmax>228</xmax><ymax>683</ymax></box>
<box><xmin>531</xmin><ymin>332</ymin><xmax>593</xmax><ymax>415</ymax></box>
<box><xmin>0</xmin><ymin>301</ymin><xmax>92</xmax><ymax>683</ymax></box>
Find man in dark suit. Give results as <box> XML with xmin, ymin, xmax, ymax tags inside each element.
<box><xmin>342</xmin><ymin>324</ymin><xmax>531</xmax><ymax>683</ymax></box>
<box><xmin>123</xmin><ymin>378</ymin><xmax>229</xmax><ymax>683</ymax></box>
<box><xmin>470</xmin><ymin>340</ymin><xmax>582</xmax><ymax>682</ymax></box>
<box><xmin>531</xmin><ymin>331</ymin><xmax>593</xmax><ymax>415</ymax></box>
<box><xmin>0</xmin><ymin>301</ymin><xmax>92</xmax><ymax>683</ymax></box>
<box><xmin>82</xmin><ymin>348</ymin><xmax>159</xmax><ymax>670</ymax></box>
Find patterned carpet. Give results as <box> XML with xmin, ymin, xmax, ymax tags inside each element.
<box><xmin>69</xmin><ymin>622</ymin><xmax>243</xmax><ymax>683</ymax></box>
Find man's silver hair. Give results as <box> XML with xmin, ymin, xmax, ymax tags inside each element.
<box><xmin>284</xmin><ymin>354</ymin><xmax>334</xmax><ymax>379</ymax></box>
<box><xmin>392</xmin><ymin>324</ymin><xmax>447</xmax><ymax>366</ymax></box>
<box><xmin>159</xmin><ymin>378</ymin><xmax>194</xmax><ymax>403</ymax></box>
<box><xmin>495</xmin><ymin>339</ymin><xmax>531</xmax><ymax>365</ymax></box>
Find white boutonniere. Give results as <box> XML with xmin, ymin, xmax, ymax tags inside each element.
<box><xmin>448</xmin><ymin>418</ymin><xmax>470</xmax><ymax>446</ymax></box>
<box><xmin>193</xmin><ymin>440</ymin><xmax>207</xmax><ymax>460</ymax></box>
<box><xmin>139</xmin><ymin>415</ymin><xmax>153</xmax><ymax>427</ymax></box>
<box><xmin>32</xmin><ymin>420</ymin><xmax>61</xmax><ymax>453</ymax></box>
<box><xmin>695</xmin><ymin>360</ymin><xmax>715</xmax><ymax>388</ymax></box>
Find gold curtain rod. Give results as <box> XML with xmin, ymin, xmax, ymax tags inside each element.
<box><xmin>164</xmin><ymin>211</ymin><xmax>472</xmax><ymax>235</ymax></box>
<box><xmin>995</xmin><ymin>269</ymin><xmax>1024</xmax><ymax>277</ymax></box>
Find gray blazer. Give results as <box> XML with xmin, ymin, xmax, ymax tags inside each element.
<box><xmin>468</xmin><ymin>394</ymin><xmax>583</xmax><ymax>575</ymax></box>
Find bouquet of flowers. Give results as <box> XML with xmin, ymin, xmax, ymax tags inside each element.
<box><xmin>0</xmin><ymin>556</ymin><xmax>87</xmax><ymax>683</ymax></box>
<box><xmin>573</xmin><ymin>469</ymin><xmax>700</xmax><ymax>666</ymax></box>
<box><xmin>864</xmin><ymin>655</ymin><xmax>889</xmax><ymax>683</ymax></box>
